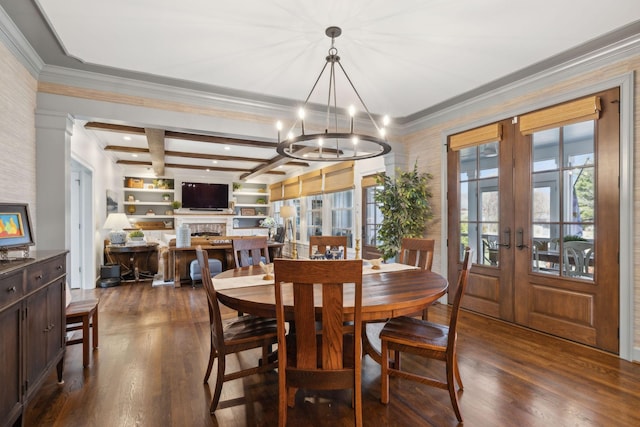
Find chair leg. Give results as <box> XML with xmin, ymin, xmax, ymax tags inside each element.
<box><xmin>447</xmin><ymin>361</ymin><xmax>463</xmax><ymax>422</ymax></box>
<box><xmin>453</xmin><ymin>355</ymin><xmax>464</xmax><ymax>390</ymax></box>
<box><xmin>203</xmin><ymin>335</ymin><xmax>215</xmax><ymax>383</ymax></box>
<box><xmin>209</xmin><ymin>354</ymin><xmax>225</xmax><ymax>413</ymax></box>
<box><xmin>380</xmin><ymin>340</ymin><xmax>389</xmax><ymax>404</ymax></box>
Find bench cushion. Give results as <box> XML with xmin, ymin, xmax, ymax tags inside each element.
<box><xmin>189</xmin><ymin>258</ymin><xmax>223</xmax><ymax>281</ymax></box>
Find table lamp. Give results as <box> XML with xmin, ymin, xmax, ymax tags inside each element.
<box><xmin>103</xmin><ymin>213</ymin><xmax>132</xmax><ymax>245</ymax></box>
<box><xmin>280</xmin><ymin>205</ymin><xmax>297</xmax><ymax>259</ymax></box>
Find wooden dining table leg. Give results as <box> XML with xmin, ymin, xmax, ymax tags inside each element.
<box><xmin>362</xmin><ymin>323</ymin><xmax>382</xmax><ymax>364</ymax></box>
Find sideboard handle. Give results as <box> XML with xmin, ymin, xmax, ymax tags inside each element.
<box><xmin>7</xmin><ymin>286</ymin><xmax>17</xmax><ymax>293</ymax></box>
<box><xmin>36</xmin><ymin>274</ymin><xmax>43</xmax><ymax>280</ymax></box>
<box><xmin>57</xmin><ymin>265</ymin><xmax>62</xmax><ymax>270</ymax></box>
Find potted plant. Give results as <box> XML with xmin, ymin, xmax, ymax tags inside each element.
<box><xmin>171</xmin><ymin>200</ymin><xmax>182</xmax><ymax>210</ymax></box>
<box><xmin>374</xmin><ymin>162</ymin><xmax>434</xmax><ymax>261</ymax></box>
<box><xmin>162</xmin><ymin>193</ymin><xmax>171</xmax><ymax>201</ymax></box>
<box><xmin>129</xmin><ymin>230</ymin><xmax>145</xmax><ymax>241</ymax></box>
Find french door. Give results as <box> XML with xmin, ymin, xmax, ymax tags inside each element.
<box><xmin>361</xmin><ymin>175</ymin><xmax>383</xmax><ymax>260</ymax></box>
<box><xmin>447</xmin><ymin>88</ymin><xmax>620</xmax><ymax>353</ymax></box>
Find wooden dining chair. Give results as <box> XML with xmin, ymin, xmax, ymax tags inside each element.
<box><xmin>232</xmin><ymin>236</ymin><xmax>270</xmax><ymax>268</ymax></box>
<box><xmin>274</xmin><ymin>259</ymin><xmax>363</xmax><ymax>427</ymax></box>
<box><xmin>379</xmin><ymin>247</ymin><xmax>473</xmax><ymax>423</ymax></box>
<box><xmin>308</xmin><ymin>235</ymin><xmax>348</xmax><ymax>259</ymax></box>
<box><xmin>398</xmin><ymin>238</ymin><xmax>435</xmax><ymax>270</ymax></box>
<box><xmin>195</xmin><ymin>246</ymin><xmax>278</xmax><ymax>413</ymax></box>
<box><xmin>398</xmin><ymin>238</ymin><xmax>435</xmax><ymax>319</ymax></box>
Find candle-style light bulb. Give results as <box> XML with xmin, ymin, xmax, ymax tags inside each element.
<box><xmin>298</xmin><ymin>108</ymin><xmax>305</xmax><ymax>135</ymax></box>
<box><xmin>318</xmin><ymin>137</ymin><xmax>323</xmax><ymax>157</ymax></box>
<box><xmin>276</xmin><ymin>121</ymin><xmax>283</xmax><ymax>142</ymax></box>
<box><xmin>349</xmin><ymin>105</ymin><xmax>356</xmax><ymax>133</ymax></box>
<box><xmin>352</xmin><ymin>136</ymin><xmax>358</xmax><ymax>157</ymax></box>
<box><xmin>382</xmin><ymin>115</ymin><xmax>390</xmax><ymax>126</ymax></box>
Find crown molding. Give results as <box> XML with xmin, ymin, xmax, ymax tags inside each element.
<box><xmin>0</xmin><ymin>5</ymin><xmax>44</xmax><ymax>77</ymax></box>
<box><xmin>401</xmin><ymin>25</ymin><xmax>640</xmax><ymax>134</ymax></box>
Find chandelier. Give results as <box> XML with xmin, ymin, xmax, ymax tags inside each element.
<box><xmin>276</xmin><ymin>26</ymin><xmax>392</xmax><ymax>162</ymax></box>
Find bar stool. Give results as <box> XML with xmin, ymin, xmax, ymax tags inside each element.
<box><xmin>66</xmin><ymin>298</ymin><xmax>100</xmax><ymax>368</ymax></box>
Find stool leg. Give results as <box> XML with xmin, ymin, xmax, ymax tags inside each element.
<box><xmin>92</xmin><ymin>309</ymin><xmax>99</xmax><ymax>349</ymax></box>
<box><xmin>82</xmin><ymin>314</ymin><xmax>90</xmax><ymax>367</ymax></box>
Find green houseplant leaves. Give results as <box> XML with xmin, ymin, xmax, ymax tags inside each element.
<box><xmin>374</xmin><ymin>162</ymin><xmax>433</xmax><ymax>260</ymax></box>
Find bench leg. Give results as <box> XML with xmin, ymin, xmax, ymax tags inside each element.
<box><xmin>92</xmin><ymin>309</ymin><xmax>99</xmax><ymax>349</ymax></box>
<box><xmin>82</xmin><ymin>314</ymin><xmax>90</xmax><ymax>368</ymax></box>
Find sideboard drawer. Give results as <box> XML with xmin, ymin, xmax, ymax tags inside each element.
<box><xmin>26</xmin><ymin>256</ymin><xmax>66</xmax><ymax>293</ymax></box>
<box><xmin>0</xmin><ymin>271</ymin><xmax>24</xmax><ymax>311</ymax></box>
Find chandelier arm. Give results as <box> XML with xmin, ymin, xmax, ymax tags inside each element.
<box><xmin>335</xmin><ymin>61</ymin><xmax>383</xmax><ymax>133</ymax></box>
<box><xmin>286</xmin><ymin>61</ymin><xmax>332</xmax><ymax>137</ymax></box>
<box><xmin>326</xmin><ymin>60</ymin><xmax>334</xmax><ymax>134</ymax></box>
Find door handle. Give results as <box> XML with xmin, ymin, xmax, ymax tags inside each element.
<box><xmin>516</xmin><ymin>228</ymin><xmax>528</xmax><ymax>250</ymax></box>
<box><xmin>496</xmin><ymin>227</ymin><xmax>511</xmax><ymax>249</ymax></box>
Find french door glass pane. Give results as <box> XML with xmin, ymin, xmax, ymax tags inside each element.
<box><xmin>459</xmin><ymin>142</ymin><xmax>500</xmax><ymax>264</ymax></box>
<box><xmin>364</xmin><ymin>186</ymin><xmax>383</xmax><ymax>247</ymax></box>
<box><xmin>531</xmin><ymin>121</ymin><xmax>595</xmax><ymax>280</ymax></box>
<box><xmin>532</xmin><ymin>128</ymin><xmax>560</xmax><ymax>172</ymax></box>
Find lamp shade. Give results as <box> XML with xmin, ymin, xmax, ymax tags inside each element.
<box><xmin>103</xmin><ymin>213</ymin><xmax>131</xmax><ymax>245</ymax></box>
<box><xmin>280</xmin><ymin>205</ymin><xmax>296</xmax><ymax>219</ymax></box>
<box><xmin>103</xmin><ymin>213</ymin><xmax>132</xmax><ymax>230</ymax></box>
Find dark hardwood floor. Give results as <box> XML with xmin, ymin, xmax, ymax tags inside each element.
<box><xmin>24</xmin><ymin>282</ymin><xmax>640</xmax><ymax>426</ymax></box>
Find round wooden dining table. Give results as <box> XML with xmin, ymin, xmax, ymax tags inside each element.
<box><xmin>214</xmin><ymin>264</ymin><xmax>449</xmax><ymax>322</ymax></box>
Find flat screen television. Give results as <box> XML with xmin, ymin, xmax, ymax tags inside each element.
<box><xmin>181</xmin><ymin>182</ymin><xmax>229</xmax><ymax>210</ymax></box>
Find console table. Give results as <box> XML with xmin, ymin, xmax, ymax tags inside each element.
<box><xmin>105</xmin><ymin>243</ymin><xmax>159</xmax><ymax>281</ymax></box>
<box><xmin>0</xmin><ymin>250</ymin><xmax>68</xmax><ymax>427</ymax></box>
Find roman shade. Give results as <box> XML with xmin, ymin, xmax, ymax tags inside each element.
<box><xmin>299</xmin><ymin>169</ymin><xmax>323</xmax><ymax>197</ymax></box>
<box><xmin>519</xmin><ymin>96</ymin><xmax>601</xmax><ymax>135</ymax></box>
<box><xmin>269</xmin><ymin>182</ymin><xmax>283</xmax><ymax>202</ymax></box>
<box><xmin>323</xmin><ymin>161</ymin><xmax>355</xmax><ymax>193</ymax></box>
<box><xmin>449</xmin><ymin>123</ymin><xmax>502</xmax><ymax>151</ymax></box>
<box><xmin>282</xmin><ymin>177</ymin><xmax>300</xmax><ymax>200</ymax></box>
<box><xmin>361</xmin><ymin>174</ymin><xmax>380</xmax><ymax>188</ymax></box>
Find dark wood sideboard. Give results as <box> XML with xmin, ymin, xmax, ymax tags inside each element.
<box><xmin>0</xmin><ymin>250</ymin><xmax>68</xmax><ymax>427</ymax></box>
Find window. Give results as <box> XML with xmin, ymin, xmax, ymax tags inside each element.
<box><xmin>330</xmin><ymin>190</ymin><xmax>354</xmax><ymax>247</ymax></box>
<box><xmin>305</xmin><ymin>195</ymin><xmax>323</xmax><ymax>238</ymax></box>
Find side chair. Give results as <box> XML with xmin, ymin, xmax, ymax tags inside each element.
<box><xmin>398</xmin><ymin>237</ymin><xmax>435</xmax><ymax>319</ymax></box>
<box><xmin>195</xmin><ymin>246</ymin><xmax>278</xmax><ymax>413</ymax></box>
<box><xmin>232</xmin><ymin>236</ymin><xmax>270</xmax><ymax>267</ymax></box>
<box><xmin>379</xmin><ymin>247</ymin><xmax>473</xmax><ymax>423</ymax></box>
<box><xmin>308</xmin><ymin>235</ymin><xmax>348</xmax><ymax>259</ymax></box>
<box><xmin>398</xmin><ymin>237</ymin><xmax>435</xmax><ymax>271</ymax></box>
<box><xmin>274</xmin><ymin>259</ymin><xmax>363</xmax><ymax>427</ymax></box>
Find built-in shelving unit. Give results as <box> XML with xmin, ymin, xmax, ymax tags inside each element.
<box><xmin>123</xmin><ymin>177</ymin><xmax>176</xmax><ymax>230</ymax></box>
<box><xmin>232</xmin><ymin>182</ymin><xmax>270</xmax><ymax>233</ymax></box>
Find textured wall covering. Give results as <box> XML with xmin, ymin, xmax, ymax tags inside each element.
<box><xmin>402</xmin><ymin>56</ymin><xmax>640</xmax><ymax>353</ymax></box>
<box><xmin>0</xmin><ymin>40</ymin><xmax>37</xmax><ymax>227</ymax></box>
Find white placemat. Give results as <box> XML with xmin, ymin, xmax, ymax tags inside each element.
<box><xmin>212</xmin><ymin>262</ymin><xmax>418</xmax><ymax>290</ymax></box>
<box><xmin>362</xmin><ymin>262</ymin><xmax>419</xmax><ymax>275</ymax></box>
<box><xmin>212</xmin><ymin>274</ymin><xmax>273</xmax><ymax>290</ymax></box>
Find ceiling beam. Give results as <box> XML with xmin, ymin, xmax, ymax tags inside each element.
<box><xmin>85</xmin><ymin>122</ymin><xmax>146</xmax><ymax>135</ymax></box>
<box><xmin>104</xmin><ymin>145</ymin><xmax>309</xmax><ymax>166</ymax></box>
<box><xmin>116</xmin><ymin>160</ymin><xmax>286</xmax><ymax>175</ymax></box>
<box><xmin>240</xmin><ymin>146</ymin><xmax>319</xmax><ymax>180</ymax></box>
<box><xmin>145</xmin><ymin>128</ymin><xmax>166</xmax><ymax>176</ymax></box>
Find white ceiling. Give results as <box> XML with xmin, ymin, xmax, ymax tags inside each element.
<box><xmin>37</xmin><ymin>0</ymin><xmax>640</xmax><ymax>118</ymax></box>
<box><xmin>4</xmin><ymin>1</ymin><xmax>640</xmax><ymax>180</ymax></box>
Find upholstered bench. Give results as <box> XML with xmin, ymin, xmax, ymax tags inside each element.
<box><xmin>189</xmin><ymin>258</ymin><xmax>223</xmax><ymax>286</ymax></box>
